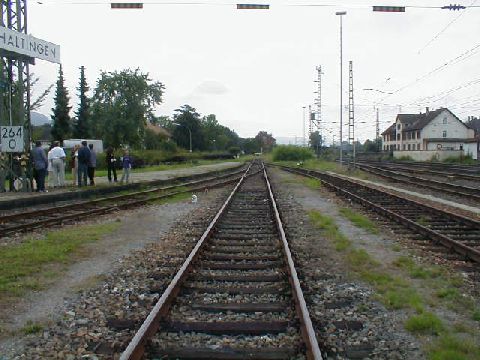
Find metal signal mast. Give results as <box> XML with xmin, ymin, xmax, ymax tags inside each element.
<box><xmin>313</xmin><ymin>66</ymin><xmax>323</xmax><ymax>147</ymax></box>
<box><xmin>0</xmin><ymin>0</ymin><xmax>32</xmax><ymax>191</ymax></box>
<box><xmin>348</xmin><ymin>60</ymin><xmax>355</xmax><ymax>166</ymax></box>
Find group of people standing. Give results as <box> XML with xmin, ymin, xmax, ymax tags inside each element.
<box><xmin>31</xmin><ymin>141</ymin><xmax>133</xmax><ymax>192</ymax></box>
<box><xmin>32</xmin><ymin>140</ymin><xmax>97</xmax><ymax>192</ymax></box>
<box><xmin>71</xmin><ymin>141</ymin><xmax>97</xmax><ymax>187</ymax></box>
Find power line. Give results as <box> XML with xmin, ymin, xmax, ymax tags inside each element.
<box><xmin>417</xmin><ymin>0</ymin><xmax>478</xmax><ymax>54</ymax></box>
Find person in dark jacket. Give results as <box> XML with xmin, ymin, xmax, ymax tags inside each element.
<box><xmin>106</xmin><ymin>147</ymin><xmax>117</xmax><ymax>182</ymax></box>
<box><xmin>87</xmin><ymin>144</ymin><xmax>97</xmax><ymax>185</ymax></box>
<box><xmin>31</xmin><ymin>141</ymin><xmax>48</xmax><ymax>192</ymax></box>
<box><xmin>77</xmin><ymin>141</ymin><xmax>91</xmax><ymax>187</ymax></box>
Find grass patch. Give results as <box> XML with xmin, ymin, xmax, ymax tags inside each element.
<box><xmin>405</xmin><ymin>312</ymin><xmax>444</xmax><ymax>335</ymax></box>
<box><xmin>308</xmin><ymin>210</ymin><xmax>423</xmax><ymax>312</ymax></box>
<box><xmin>308</xmin><ymin>211</ymin><xmax>351</xmax><ymax>251</ymax></box>
<box><xmin>339</xmin><ymin>207</ymin><xmax>379</xmax><ymax>234</ymax></box>
<box><xmin>151</xmin><ymin>190</ymin><xmax>192</xmax><ymax>205</ymax></box>
<box><xmin>393</xmin><ymin>256</ymin><xmax>441</xmax><ymax>279</ymax></box>
<box><xmin>436</xmin><ymin>288</ymin><xmax>461</xmax><ymax>301</ymax></box>
<box><xmin>472</xmin><ymin>309</ymin><xmax>480</xmax><ymax>322</ymax></box>
<box><xmin>429</xmin><ymin>334</ymin><xmax>480</xmax><ymax>360</ymax></box>
<box><xmin>302</xmin><ymin>177</ymin><xmax>322</xmax><ymax>190</ymax></box>
<box><xmin>0</xmin><ymin>222</ymin><xmax>120</xmax><ymax>297</ymax></box>
<box><xmin>21</xmin><ymin>321</ymin><xmax>43</xmax><ymax>335</ymax></box>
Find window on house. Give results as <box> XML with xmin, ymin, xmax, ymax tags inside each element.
<box><xmin>413</xmin><ymin>132</ymin><xmax>416</xmax><ymax>139</ymax></box>
<box><xmin>443</xmin><ymin>117</ymin><xmax>447</xmax><ymax>124</ymax></box>
<box><xmin>417</xmin><ymin>144</ymin><xmax>420</xmax><ymax>150</ymax></box>
<box><xmin>397</xmin><ymin>134</ymin><xmax>400</xmax><ymax>140</ymax></box>
<box><xmin>408</xmin><ymin>144</ymin><xmax>411</xmax><ymax>150</ymax></box>
<box><xmin>397</xmin><ymin>123</ymin><xmax>401</xmax><ymax>131</ymax></box>
<box><xmin>417</xmin><ymin>131</ymin><xmax>420</xmax><ymax>138</ymax></box>
<box><xmin>403</xmin><ymin>144</ymin><xmax>406</xmax><ymax>150</ymax></box>
<box><xmin>443</xmin><ymin>130</ymin><xmax>447</xmax><ymax>138</ymax></box>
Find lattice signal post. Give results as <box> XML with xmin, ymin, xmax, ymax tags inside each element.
<box><xmin>313</xmin><ymin>66</ymin><xmax>323</xmax><ymax>149</ymax></box>
<box><xmin>0</xmin><ymin>0</ymin><xmax>31</xmax><ymax>191</ymax></box>
<box><xmin>348</xmin><ymin>61</ymin><xmax>355</xmax><ymax>165</ymax></box>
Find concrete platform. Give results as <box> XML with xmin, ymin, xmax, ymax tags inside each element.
<box><xmin>0</xmin><ymin>162</ymin><xmax>243</xmax><ymax>210</ymax></box>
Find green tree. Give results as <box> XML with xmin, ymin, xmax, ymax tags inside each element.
<box><xmin>363</xmin><ymin>139</ymin><xmax>378</xmax><ymax>152</ymax></box>
<box><xmin>255</xmin><ymin>131</ymin><xmax>276</xmax><ymax>153</ymax></box>
<box><xmin>309</xmin><ymin>131</ymin><xmax>322</xmax><ymax>154</ymax></box>
<box><xmin>172</xmin><ymin>105</ymin><xmax>204</xmax><ymax>151</ymax></box>
<box><xmin>73</xmin><ymin>66</ymin><xmax>90</xmax><ymax>139</ymax></box>
<box><xmin>51</xmin><ymin>65</ymin><xmax>72</xmax><ymax>144</ymax></box>
<box><xmin>201</xmin><ymin>114</ymin><xmax>240</xmax><ymax>151</ymax></box>
<box><xmin>240</xmin><ymin>137</ymin><xmax>261</xmax><ymax>154</ymax></box>
<box><xmin>90</xmin><ymin>68</ymin><xmax>164</xmax><ymax>148</ymax></box>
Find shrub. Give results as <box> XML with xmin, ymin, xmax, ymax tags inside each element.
<box><xmin>272</xmin><ymin>145</ymin><xmax>314</xmax><ymax>162</ymax></box>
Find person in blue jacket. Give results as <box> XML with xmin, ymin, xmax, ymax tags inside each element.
<box><xmin>120</xmin><ymin>149</ymin><xmax>133</xmax><ymax>184</ymax></box>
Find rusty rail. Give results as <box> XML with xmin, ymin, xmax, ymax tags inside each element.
<box><xmin>120</xmin><ymin>162</ymin><xmax>253</xmax><ymax>360</ymax></box>
<box><xmin>263</xmin><ymin>166</ymin><xmax>323</xmax><ymax>360</ymax></box>
<box><xmin>275</xmin><ymin>164</ymin><xmax>480</xmax><ymax>264</ymax></box>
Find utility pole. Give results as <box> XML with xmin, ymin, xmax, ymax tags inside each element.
<box><xmin>348</xmin><ymin>61</ymin><xmax>355</xmax><ymax>167</ymax></box>
<box><xmin>0</xmin><ymin>0</ymin><xmax>32</xmax><ymax>191</ymax></box>
<box><xmin>314</xmin><ymin>66</ymin><xmax>323</xmax><ymax>151</ymax></box>
<box><xmin>336</xmin><ymin>11</ymin><xmax>346</xmax><ymax>165</ymax></box>
<box><xmin>302</xmin><ymin>106</ymin><xmax>306</xmax><ymax>147</ymax></box>
<box><xmin>308</xmin><ymin>104</ymin><xmax>312</xmax><ymax>147</ymax></box>
<box><xmin>376</xmin><ymin>107</ymin><xmax>380</xmax><ymax>152</ymax></box>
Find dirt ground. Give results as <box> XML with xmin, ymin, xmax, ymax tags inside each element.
<box><xmin>1</xmin><ymin>166</ymin><xmax>478</xmax><ymax>359</ymax></box>
<box><xmin>0</xmin><ymin>189</ymin><xmax>219</xmax><ymax>356</ymax></box>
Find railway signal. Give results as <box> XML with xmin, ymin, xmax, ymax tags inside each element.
<box><xmin>441</xmin><ymin>3</ymin><xmax>466</xmax><ymax>10</ymax></box>
<box><xmin>111</xmin><ymin>2</ymin><xmax>143</xmax><ymax>9</ymax></box>
<box><xmin>236</xmin><ymin>3</ymin><xmax>270</xmax><ymax>9</ymax></box>
<box><xmin>372</xmin><ymin>5</ymin><xmax>405</xmax><ymax>12</ymax></box>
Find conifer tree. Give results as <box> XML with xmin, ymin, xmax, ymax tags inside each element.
<box><xmin>73</xmin><ymin>66</ymin><xmax>90</xmax><ymax>138</ymax></box>
<box><xmin>51</xmin><ymin>65</ymin><xmax>72</xmax><ymax>144</ymax></box>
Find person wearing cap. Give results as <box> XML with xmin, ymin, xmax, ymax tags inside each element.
<box><xmin>77</xmin><ymin>140</ymin><xmax>91</xmax><ymax>187</ymax></box>
<box><xmin>47</xmin><ymin>141</ymin><xmax>66</xmax><ymax>187</ymax></box>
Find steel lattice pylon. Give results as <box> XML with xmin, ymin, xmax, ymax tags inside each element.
<box><xmin>0</xmin><ymin>0</ymin><xmax>32</xmax><ymax>191</ymax></box>
<box><xmin>348</xmin><ymin>61</ymin><xmax>355</xmax><ymax>164</ymax></box>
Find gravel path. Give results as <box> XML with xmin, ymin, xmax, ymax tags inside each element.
<box><xmin>268</xmin><ymin>168</ymin><xmax>424</xmax><ymax>359</ymax></box>
<box><xmin>0</xmin><ymin>186</ymin><xmax>232</xmax><ymax>359</ymax></box>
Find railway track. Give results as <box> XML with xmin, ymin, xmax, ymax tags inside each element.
<box><xmin>275</xmin><ymin>164</ymin><xmax>480</xmax><ymax>264</ymax></box>
<box><xmin>356</xmin><ymin>161</ymin><xmax>480</xmax><ymax>183</ymax></box>
<box><xmin>0</xmin><ymin>165</ymin><xmax>252</xmax><ymax>237</ymax></box>
<box><xmin>354</xmin><ymin>162</ymin><xmax>480</xmax><ymax>202</ymax></box>
<box><xmin>120</xmin><ymin>161</ymin><xmax>322</xmax><ymax>360</ymax></box>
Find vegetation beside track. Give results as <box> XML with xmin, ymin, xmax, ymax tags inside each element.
<box><xmin>62</xmin><ymin>158</ymin><xmax>247</xmax><ymax>182</ymax></box>
<box><xmin>0</xmin><ymin>222</ymin><xmax>120</xmax><ymax>298</ymax></box>
<box><xmin>308</xmin><ymin>209</ymin><xmax>480</xmax><ymax>360</ymax></box>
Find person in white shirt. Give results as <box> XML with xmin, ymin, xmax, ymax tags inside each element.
<box><xmin>48</xmin><ymin>141</ymin><xmax>66</xmax><ymax>187</ymax></box>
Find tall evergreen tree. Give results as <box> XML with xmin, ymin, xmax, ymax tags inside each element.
<box><xmin>51</xmin><ymin>65</ymin><xmax>72</xmax><ymax>144</ymax></box>
<box><xmin>73</xmin><ymin>66</ymin><xmax>90</xmax><ymax>138</ymax></box>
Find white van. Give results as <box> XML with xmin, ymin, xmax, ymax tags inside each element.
<box><xmin>63</xmin><ymin>139</ymin><xmax>104</xmax><ymax>153</ymax></box>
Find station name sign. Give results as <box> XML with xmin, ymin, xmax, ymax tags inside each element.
<box><xmin>0</xmin><ymin>26</ymin><xmax>60</xmax><ymax>64</ymax></box>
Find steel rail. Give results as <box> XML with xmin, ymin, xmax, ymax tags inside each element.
<box><xmin>263</xmin><ymin>166</ymin><xmax>323</xmax><ymax>360</ymax></box>
<box><xmin>0</xmin><ymin>166</ymin><xmax>247</xmax><ymax>224</ymax></box>
<box><xmin>356</xmin><ymin>161</ymin><xmax>480</xmax><ymax>182</ymax></box>
<box><xmin>275</xmin><ymin>165</ymin><xmax>480</xmax><ymax>264</ymax></box>
<box><xmin>355</xmin><ymin>163</ymin><xmax>480</xmax><ymax>201</ymax></box>
<box><xmin>120</xmin><ymin>162</ymin><xmax>253</xmax><ymax>360</ymax></box>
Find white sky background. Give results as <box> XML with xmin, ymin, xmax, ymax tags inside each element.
<box><xmin>28</xmin><ymin>0</ymin><xmax>480</xmax><ymax>144</ymax></box>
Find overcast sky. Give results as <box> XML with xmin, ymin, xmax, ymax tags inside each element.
<box><xmin>28</xmin><ymin>0</ymin><xmax>480</xmax><ymax>144</ymax></box>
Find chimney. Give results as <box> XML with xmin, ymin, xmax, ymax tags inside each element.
<box><xmin>426</xmin><ymin>107</ymin><xmax>430</xmax><ymax>115</ymax></box>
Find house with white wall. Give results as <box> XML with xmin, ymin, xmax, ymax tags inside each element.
<box><xmin>382</xmin><ymin>108</ymin><xmax>477</xmax><ymax>160</ymax></box>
